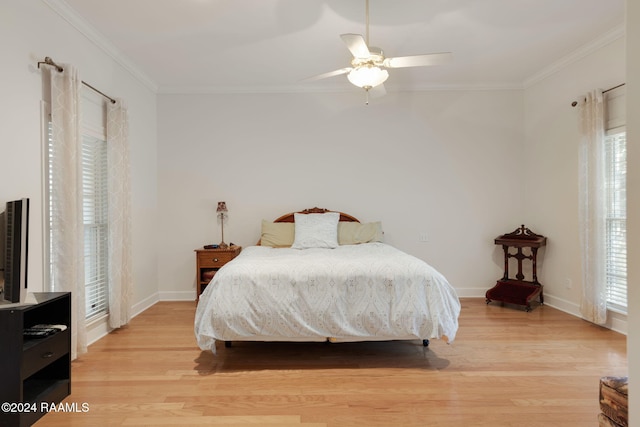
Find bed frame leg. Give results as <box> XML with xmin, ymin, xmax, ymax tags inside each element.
<box><xmin>224</xmin><ymin>341</ymin><xmax>232</xmax><ymax>348</ymax></box>
<box><xmin>422</xmin><ymin>339</ymin><xmax>429</xmax><ymax>347</ymax></box>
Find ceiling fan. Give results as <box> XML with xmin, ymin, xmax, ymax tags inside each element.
<box><xmin>304</xmin><ymin>0</ymin><xmax>452</xmax><ymax>103</ymax></box>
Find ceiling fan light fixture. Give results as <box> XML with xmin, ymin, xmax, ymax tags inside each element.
<box><xmin>347</xmin><ymin>65</ymin><xmax>389</xmax><ymax>89</ymax></box>
<box><xmin>304</xmin><ymin>0</ymin><xmax>452</xmax><ymax>99</ymax></box>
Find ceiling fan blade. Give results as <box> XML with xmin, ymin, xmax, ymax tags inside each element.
<box><xmin>369</xmin><ymin>83</ymin><xmax>386</xmax><ymax>98</ymax></box>
<box><xmin>383</xmin><ymin>52</ymin><xmax>453</xmax><ymax>68</ymax></box>
<box><xmin>340</xmin><ymin>33</ymin><xmax>370</xmax><ymax>58</ymax></box>
<box><xmin>302</xmin><ymin>67</ymin><xmax>352</xmax><ymax>82</ymax></box>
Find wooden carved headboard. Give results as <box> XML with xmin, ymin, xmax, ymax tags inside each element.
<box><xmin>273</xmin><ymin>207</ymin><xmax>360</xmax><ymax>223</ymax></box>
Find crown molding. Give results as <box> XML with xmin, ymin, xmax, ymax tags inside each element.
<box><xmin>523</xmin><ymin>24</ymin><xmax>625</xmax><ymax>89</ymax></box>
<box><xmin>41</xmin><ymin>0</ymin><xmax>158</xmax><ymax>93</ymax></box>
<box><xmin>158</xmin><ymin>82</ymin><xmax>523</xmax><ymax>95</ymax></box>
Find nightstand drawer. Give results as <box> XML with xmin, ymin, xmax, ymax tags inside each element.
<box><xmin>22</xmin><ymin>329</ymin><xmax>70</xmax><ymax>380</ymax></box>
<box><xmin>197</xmin><ymin>251</ymin><xmax>236</xmax><ymax>268</ymax></box>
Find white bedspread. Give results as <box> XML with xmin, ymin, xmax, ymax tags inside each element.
<box><xmin>194</xmin><ymin>243</ymin><xmax>460</xmax><ymax>352</ymax></box>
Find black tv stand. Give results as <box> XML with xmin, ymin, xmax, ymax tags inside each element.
<box><xmin>0</xmin><ymin>292</ymin><xmax>71</xmax><ymax>427</ymax></box>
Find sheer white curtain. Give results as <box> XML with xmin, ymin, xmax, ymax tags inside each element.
<box><xmin>578</xmin><ymin>90</ymin><xmax>607</xmax><ymax>324</ymax></box>
<box><xmin>42</xmin><ymin>64</ymin><xmax>87</xmax><ymax>359</ymax></box>
<box><xmin>107</xmin><ymin>99</ymin><xmax>133</xmax><ymax>328</ymax></box>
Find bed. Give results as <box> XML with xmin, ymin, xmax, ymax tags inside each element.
<box><xmin>194</xmin><ymin>208</ymin><xmax>460</xmax><ymax>353</ymax></box>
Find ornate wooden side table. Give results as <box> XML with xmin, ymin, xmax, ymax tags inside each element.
<box><xmin>486</xmin><ymin>225</ymin><xmax>547</xmax><ymax>311</ymax></box>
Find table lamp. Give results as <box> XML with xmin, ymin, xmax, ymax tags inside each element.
<box><xmin>216</xmin><ymin>201</ymin><xmax>228</xmax><ymax>249</ymax></box>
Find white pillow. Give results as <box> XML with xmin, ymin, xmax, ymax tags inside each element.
<box><xmin>291</xmin><ymin>212</ymin><xmax>339</xmax><ymax>249</ymax></box>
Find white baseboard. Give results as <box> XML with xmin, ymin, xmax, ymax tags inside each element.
<box><xmin>86</xmin><ymin>315</ymin><xmax>111</xmax><ymax>346</ymax></box>
<box><xmin>608</xmin><ymin>313</ymin><xmax>628</xmax><ymax>335</ymax></box>
<box><xmin>87</xmin><ymin>292</ymin><xmax>161</xmax><ymax>346</ymax></box>
<box><xmin>132</xmin><ymin>292</ymin><xmax>160</xmax><ymax>317</ymax></box>
<box><xmin>536</xmin><ymin>294</ymin><xmax>627</xmax><ymax>335</ymax></box>
<box><xmin>158</xmin><ymin>290</ymin><xmax>196</xmax><ymax>301</ymax></box>
<box><xmin>541</xmin><ymin>293</ymin><xmax>581</xmax><ymax>317</ymax></box>
<box><xmin>455</xmin><ymin>288</ymin><xmax>486</xmax><ymax>298</ymax></box>
<box><xmin>462</xmin><ymin>290</ymin><xmax>628</xmax><ymax>336</ymax></box>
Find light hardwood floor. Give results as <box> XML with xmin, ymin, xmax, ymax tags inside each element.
<box><xmin>39</xmin><ymin>298</ymin><xmax>627</xmax><ymax>426</ymax></box>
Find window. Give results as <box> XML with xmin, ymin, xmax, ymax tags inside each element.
<box><xmin>604</xmin><ymin>131</ymin><xmax>626</xmax><ymax>311</ymax></box>
<box><xmin>604</xmin><ymin>87</ymin><xmax>627</xmax><ymax>312</ymax></box>
<box><xmin>45</xmin><ymin>92</ymin><xmax>109</xmax><ymax>321</ymax></box>
<box><xmin>82</xmin><ymin>135</ymin><xmax>109</xmax><ymax>320</ymax></box>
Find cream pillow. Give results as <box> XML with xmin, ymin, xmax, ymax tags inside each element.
<box><xmin>291</xmin><ymin>212</ymin><xmax>339</xmax><ymax>249</ymax></box>
<box><xmin>338</xmin><ymin>221</ymin><xmax>384</xmax><ymax>245</ymax></box>
<box><xmin>260</xmin><ymin>220</ymin><xmax>295</xmax><ymax>247</ymax></box>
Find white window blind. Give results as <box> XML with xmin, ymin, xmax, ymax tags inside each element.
<box><xmin>82</xmin><ymin>135</ymin><xmax>109</xmax><ymax>320</ymax></box>
<box><xmin>45</xmin><ymin>119</ymin><xmax>55</xmax><ymax>290</ymax></box>
<box><xmin>604</xmin><ymin>131</ymin><xmax>626</xmax><ymax>311</ymax></box>
<box><xmin>46</xmin><ymin>128</ymin><xmax>109</xmax><ymax>320</ymax></box>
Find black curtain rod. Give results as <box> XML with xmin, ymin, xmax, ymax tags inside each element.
<box><xmin>37</xmin><ymin>56</ymin><xmax>116</xmax><ymax>104</ymax></box>
<box><xmin>570</xmin><ymin>83</ymin><xmax>625</xmax><ymax>107</ymax></box>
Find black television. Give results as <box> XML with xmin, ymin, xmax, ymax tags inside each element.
<box><xmin>0</xmin><ymin>198</ymin><xmax>29</xmax><ymax>303</ymax></box>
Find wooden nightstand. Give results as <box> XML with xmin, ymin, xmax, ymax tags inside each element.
<box><xmin>194</xmin><ymin>246</ymin><xmax>241</xmax><ymax>300</ymax></box>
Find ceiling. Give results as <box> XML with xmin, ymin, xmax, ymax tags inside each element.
<box><xmin>59</xmin><ymin>0</ymin><xmax>625</xmax><ymax>94</ymax></box>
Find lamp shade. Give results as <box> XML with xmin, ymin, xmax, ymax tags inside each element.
<box><xmin>216</xmin><ymin>201</ymin><xmax>228</xmax><ymax>213</ymax></box>
<box><xmin>347</xmin><ymin>65</ymin><xmax>389</xmax><ymax>88</ymax></box>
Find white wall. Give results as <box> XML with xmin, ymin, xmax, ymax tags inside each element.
<box><xmin>522</xmin><ymin>36</ymin><xmax>626</xmax><ymax>328</ymax></box>
<box><xmin>157</xmin><ymin>90</ymin><xmax>524</xmax><ymax>300</ymax></box>
<box><xmin>0</xmin><ymin>1</ymin><xmax>158</xmax><ymax>315</ymax></box>
<box><xmin>625</xmin><ymin>0</ymin><xmax>639</xmax><ymax>424</ymax></box>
